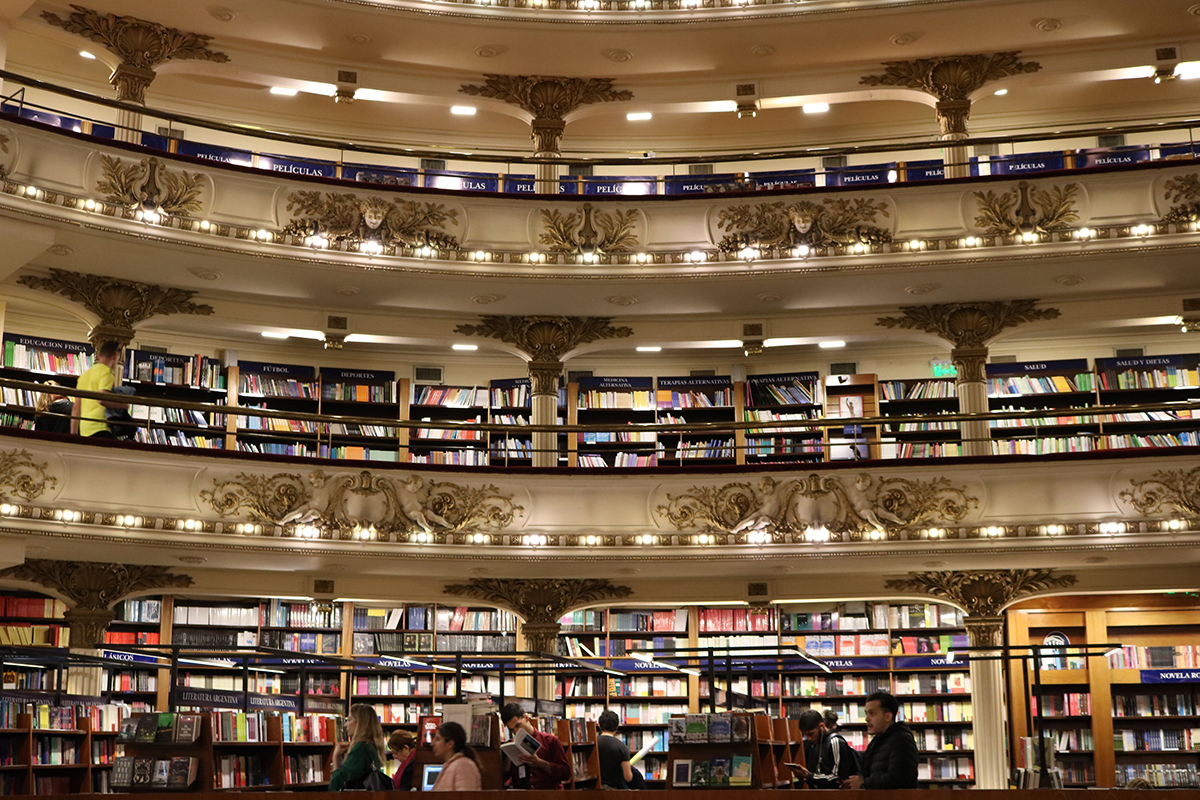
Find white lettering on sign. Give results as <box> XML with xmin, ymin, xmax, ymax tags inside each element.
<box><xmin>263</xmin><ymin>365</ymin><xmax>291</xmax><ymax>373</ymax></box>
<box><xmin>842</xmin><ymin>174</ymin><xmax>880</xmax><ymax>183</ymax></box>
<box><xmin>1010</xmin><ymin>162</ymin><xmax>1048</xmax><ymax>171</ymax></box>
<box><xmin>272</xmin><ymin>164</ymin><xmax>326</xmax><ymax>176</ymax></box>
<box><xmin>463</xmin><ymin>181</ymin><xmax>489</xmax><ymax>190</ymax></box>
<box><xmin>1094</xmin><ymin>156</ymin><xmax>1134</xmax><ymax>165</ymax></box>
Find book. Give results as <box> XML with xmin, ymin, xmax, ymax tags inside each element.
<box><xmin>134</xmin><ymin>714</ymin><xmax>158</xmax><ymax>743</ymax></box>
<box><xmin>419</xmin><ymin>716</ymin><xmax>441</xmax><ymax>746</ymax></box>
<box><xmin>629</xmin><ymin>735</ymin><xmax>660</xmax><ymax>767</ymax></box>
<box><xmin>131</xmin><ymin>758</ymin><xmax>154</xmax><ymax>786</ymax></box>
<box><xmin>691</xmin><ymin>759</ymin><xmax>712</xmax><ymax>787</ymax></box>
<box><xmin>168</xmin><ymin>756</ymin><xmax>199</xmax><ymax>788</ymax></box>
<box><xmin>668</xmin><ymin>717</ymin><xmax>686</xmax><ymax>744</ymax></box>
<box><xmin>500</xmin><ymin>726</ymin><xmax>542</xmax><ymax>767</ymax></box>
<box><xmin>710</xmin><ymin>756</ymin><xmax>732</xmax><ymax>787</ymax></box>
<box><xmin>151</xmin><ymin>759</ymin><xmax>171</xmax><ymax>787</ymax></box>
<box><xmin>154</xmin><ymin>712</ymin><xmax>176</xmax><ymax>743</ymax></box>
<box><xmin>174</xmin><ymin>714</ymin><xmax>200</xmax><ymax>743</ymax></box>
<box><xmin>685</xmin><ymin>713</ymin><xmax>708</xmax><ymax>743</ymax></box>
<box><xmin>111</xmin><ymin>757</ymin><xmax>134</xmax><ymax>788</ymax></box>
<box><xmin>731</xmin><ymin>714</ymin><xmax>751</xmax><ymax>743</ymax></box>
<box><xmin>730</xmin><ymin>755</ymin><xmax>753</xmax><ymax>786</ymax></box>
<box><xmin>117</xmin><ymin>717</ymin><xmax>139</xmax><ymax>743</ymax></box>
<box><xmin>672</xmin><ymin>759</ymin><xmax>693</xmax><ymax>787</ymax></box>
<box><xmin>709</xmin><ymin>712</ymin><xmax>732</xmax><ymax>743</ymax></box>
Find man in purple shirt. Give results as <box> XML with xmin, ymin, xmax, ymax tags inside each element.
<box><xmin>501</xmin><ymin>703</ymin><xmax>572</xmax><ymax>789</ymax></box>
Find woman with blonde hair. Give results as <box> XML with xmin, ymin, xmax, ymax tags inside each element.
<box><xmin>329</xmin><ymin>704</ymin><xmax>387</xmax><ymax>791</ymax></box>
<box><xmin>34</xmin><ymin>381</ymin><xmax>72</xmax><ymax>434</ymax></box>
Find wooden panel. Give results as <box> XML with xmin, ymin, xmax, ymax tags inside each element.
<box><xmin>1085</xmin><ymin>610</ymin><xmax>1115</xmax><ymax>788</ymax></box>
<box><xmin>397</xmin><ymin>377</ymin><xmax>410</xmax><ymax>462</ymax></box>
<box><xmin>1016</xmin><ymin>611</ymin><xmax>1087</xmax><ymax>628</ymax></box>
<box><xmin>1009</xmin><ymin>594</ymin><xmax>1200</xmax><ymax>612</ymax></box>
<box><xmin>732</xmin><ymin>380</ymin><xmax>746</xmax><ymax>467</ymax></box>
<box><xmin>1107</xmin><ymin>610</ymin><xmax>1200</xmax><ymax>627</ymax></box>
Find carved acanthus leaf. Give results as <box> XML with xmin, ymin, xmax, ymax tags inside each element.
<box><xmin>0</xmin><ymin>449</ymin><xmax>57</xmax><ymax>502</ymax></box>
<box><xmin>859</xmin><ymin>52</ymin><xmax>1041</xmax><ymax>101</ymax></box>
<box><xmin>1119</xmin><ymin>466</ymin><xmax>1200</xmax><ymax>518</ymax></box>
<box><xmin>1160</xmin><ymin>174</ymin><xmax>1200</xmax><ymax>225</ymax></box>
<box><xmin>884</xmin><ymin>569</ymin><xmax>1076</xmax><ymax>618</ymax></box>
<box><xmin>200</xmin><ymin>472</ymin><xmax>307</xmax><ymax>525</ymax></box>
<box><xmin>0</xmin><ymin>559</ymin><xmax>193</xmax><ymax>611</ymax></box>
<box><xmin>453</xmin><ymin>316</ymin><xmax>633</xmax><ymax>362</ymax></box>
<box><xmin>538</xmin><ymin>204</ymin><xmax>638</xmax><ymax>255</ymax></box>
<box><xmin>459</xmin><ymin>75</ymin><xmax>633</xmax><ymax>121</ymax></box>
<box><xmin>442</xmin><ymin>578</ymin><xmax>633</xmax><ymax>627</ymax></box>
<box><xmin>282</xmin><ymin>191</ymin><xmax>459</xmax><ymax>250</ymax></box>
<box><xmin>876</xmin><ymin>300</ymin><xmax>1060</xmax><ymax>349</ymax></box>
<box><xmin>97</xmin><ymin>155</ymin><xmax>204</xmax><ymax>217</ymax></box>
<box><xmin>973</xmin><ymin>181</ymin><xmax>1080</xmax><ymax>236</ymax></box>
<box><xmin>42</xmin><ymin>5</ymin><xmax>229</xmax><ymax>71</ymax></box>
<box><xmin>656</xmin><ymin>473</ymin><xmax>978</xmax><ymax>537</ymax></box>
<box><xmin>17</xmin><ymin>269</ymin><xmax>214</xmax><ymax>335</ymax></box>
<box><xmin>716</xmin><ymin>198</ymin><xmax>891</xmax><ymax>253</ymax></box>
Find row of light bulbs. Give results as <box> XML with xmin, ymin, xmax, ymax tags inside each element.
<box><xmin>443</xmin><ymin>0</ymin><xmax>814</xmax><ymax>10</ymax></box>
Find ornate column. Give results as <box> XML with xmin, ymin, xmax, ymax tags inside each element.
<box><xmin>445</xmin><ymin>578</ymin><xmax>632</xmax><ymax>698</ymax></box>
<box><xmin>885</xmin><ymin>569</ymin><xmax>1077</xmax><ymax>789</ymax></box>
<box><xmin>17</xmin><ymin>268</ymin><xmax>215</xmax><ymax>355</ymax></box>
<box><xmin>861</xmin><ymin>53</ymin><xmax>1041</xmax><ymax>180</ymax></box>
<box><xmin>42</xmin><ymin>6</ymin><xmax>228</xmax><ymax>143</ymax></box>
<box><xmin>876</xmin><ymin>301</ymin><xmax>1061</xmax><ymax>457</ymax></box>
<box><xmin>0</xmin><ymin>559</ymin><xmax>194</xmax><ymax>648</ymax></box>
<box><xmin>460</xmin><ymin>76</ymin><xmax>633</xmax><ymax>194</ymax></box>
<box><xmin>454</xmin><ymin>317</ymin><xmax>633</xmax><ymax>467</ymax></box>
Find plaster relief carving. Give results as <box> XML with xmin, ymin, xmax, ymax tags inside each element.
<box><xmin>97</xmin><ymin>155</ymin><xmax>205</xmax><ymax>217</ymax></box>
<box><xmin>972</xmin><ymin>181</ymin><xmax>1079</xmax><ymax>236</ymax></box>
<box><xmin>0</xmin><ymin>133</ymin><xmax>10</xmax><ymax>178</ymax></box>
<box><xmin>539</xmin><ymin>203</ymin><xmax>638</xmax><ymax>255</ymax></box>
<box><xmin>1158</xmin><ymin>174</ymin><xmax>1200</xmax><ymax>225</ymax></box>
<box><xmin>454</xmin><ymin>316</ymin><xmax>634</xmax><ymax>363</ymax></box>
<box><xmin>200</xmin><ymin>470</ymin><xmax>524</xmax><ymax>539</ymax></box>
<box><xmin>876</xmin><ymin>300</ymin><xmax>1062</xmax><ymax>349</ymax></box>
<box><xmin>0</xmin><ymin>449</ymin><xmax>58</xmax><ymax>502</ymax></box>
<box><xmin>282</xmin><ymin>191</ymin><xmax>460</xmax><ymax>251</ymax></box>
<box><xmin>1118</xmin><ymin>465</ymin><xmax>1200</xmax><ymax>518</ymax></box>
<box><xmin>655</xmin><ymin>473</ymin><xmax>978</xmax><ymax>539</ymax></box>
<box><xmin>884</xmin><ymin>568</ymin><xmax>1076</xmax><ymax>618</ymax></box>
<box><xmin>715</xmin><ymin>198</ymin><xmax>892</xmax><ymax>254</ymax></box>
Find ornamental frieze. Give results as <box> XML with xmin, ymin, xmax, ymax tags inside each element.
<box><xmin>0</xmin><ymin>132</ymin><xmax>10</xmax><ymax>179</ymax></box>
<box><xmin>199</xmin><ymin>469</ymin><xmax>524</xmax><ymax>540</ymax></box>
<box><xmin>654</xmin><ymin>472</ymin><xmax>979</xmax><ymax>539</ymax></box>
<box><xmin>715</xmin><ymin>197</ymin><xmax>892</xmax><ymax>254</ymax></box>
<box><xmin>972</xmin><ymin>181</ymin><xmax>1080</xmax><ymax>237</ymax></box>
<box><xmin>0</xmin><ymin>449</ymin><xmax>58</xmax><ymax>503</ymax></box>
<box><xmin>1158</xmin><ymin>173</ymin><xmax>1200</xmax><ymax>226</ymax></box>
<box><xmin>96</xmin><ymin>155</ymin><xmax>206</xmax><ymax>218</ymax></box>
<box><xmin>1118</xmin><ymin>465</ymin><xmax>1200</xmax><ymax>519</ymax></box>
<box><xmin>282</xmin><ymin>191</ymin><xmax>461</xmax><ymax>251</ymax></box>
<box><xmin>537</xmin><ymin>204</ymin><xmax>639</xmax><ymax>255</ymax></box>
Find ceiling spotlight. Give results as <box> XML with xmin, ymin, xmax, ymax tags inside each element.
<box><xmin>993</xmin><ymin>88</ymin><xmax>1008</xmax><ymax>96</ymax></box>
<box><xmin>636</xmin><ymin>346</ymin><xmax>662</xmax><ymax>352</ymax></box>
<box><xmin>802</xmin><ymin>102</ymin><xmax>830</xmax><ymax>114</ymax></box>
<box><xmin>79</xmin><ymin>51</ymin><xmax>96</xmax><ymax>60</ymax></box>
<box><xmin>262</xmin><ymin>332</ymin><xmax>290</xmax><ymax>339</ymax></box>
<box><xmin>452</xmin><ymin>344</ymin><xmax>479</xmax><ymax>351</ymax></box>
<box><xmin>818</xmin><ymin>341</ymin><xmax>846</xmax><ymax>349</ymax></box>
<box><xmin>269</xmin><ymin>86</ymin><xmax>299</xmax><ymax>96</ymax></box>
<box><xmin>627</xmin><ymin>112</ymin><xmax>652</xmax><ymax>121</ymax></box>
<box><xmin>451</xmin><ymin>106</ymin><xmax>477</xmax><ymax>115</ymax></box>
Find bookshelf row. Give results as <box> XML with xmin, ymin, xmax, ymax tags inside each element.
<box><xmin>8</xmin><ymin>333</ymin><xmax>1200</xmax><ymax>465</ymax></box>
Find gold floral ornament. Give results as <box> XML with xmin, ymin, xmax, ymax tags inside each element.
<box><xmin>0</xmin><ymin>449</ymin><xmax>57</xmax><ymax>502</ymax></box>
<box><xmin>1159</xmin><ymin>174</ymin><xmax>1200</xmax><ymax>226</ymax></box>
<box><xmin>539</xmin><ymin>204</ymin><xmax>638</xmax><ymax>255</ymax></box>
<box><xmin>282</xmin><ymin>191</ymin><xmax>460</xmax><ymax>251</ymax></box>
<box><xmin>1118</xmin><ymin>466</ymin><xmax>1200</xmax><ymax>519</ymax></box>
<box><xmin>716</xmin><ymin>198</ymin><xmax>891</xmax><ymax>254</ymax></box>
<box><xmin>453</xmin><ymin>316</ymin><xmax>633</xmax><ymax>362</ymax></box>
<box><xmin>96</xmin><ymin>155</ymin><xmax>204</xmax><ymax>217</ymax></box>
<box><xmin>884</xmin><ymin>569</ymin><xmax>1076</xmax><ymax>618</ymax></box>
<box><xmin>876</xmin><ymin>300</ymin><xmax>1061</xmax><ymax>349</ymax></box>
<box><xmin>973</xmin><ymin>181</ymin><xmax>1079</xmax><ymax>237</ymax></box>
<box><xmin>656</xmin><ymin>472</ymin><xmax>977</xmax><ymax>538</ymax></box>
<box><xmin>200</xmin><ymin>470</ymin><xmax>523</xmax><ymax>540</ymax></box>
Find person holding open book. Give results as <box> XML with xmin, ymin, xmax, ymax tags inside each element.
<box><xmin>500</xmin><ymin>703</ymin><xmax>572</xmax><ymax>789</ymax></box>
<box><xmin>793</xmin><ymin>710</ymin><xmax>859</xmax><ymax>789</ymax></box>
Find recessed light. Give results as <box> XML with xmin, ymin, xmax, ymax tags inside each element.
<box><xmin>79</xmin><ymin>51</ymin><xmax>96</xmax><ymax>60</ymax></box>
<box><xmin>270</xmin><ymin>86</ymin><xmax>298</xmax><ymax>96</ymax></box>
<box><xmin>262</xmin><ymin>332</ymin><xmax>289</xmax><ymax>339</ymax></box>
<box><xmin>451</xmin><ymin>106</ymin><xmax>477</xmax><ymax>115</ymax></box>
<box><xmin>803</xmin><ymin>102</ymin><xmax>830</xmax><ymax>114</ymax></box>
<box><xmin>452</xmin><ymin>344</ymin><xmax>478</xmax><ymax>351</ymax></box>
<box><xmin>994</xmin><ymin>88</ymin><xmax>1008</xmax><ymax>96</ymax></box>
<box><xmin>636</xmin><ymin>346</ymin><xmax>662</xmax><ymax>352</ymax></box>
<box><xmin>818</xmin><ymin>341</ymin><xmax>846</xmax><ymax>349</ymax></box>
<box><xmin>627</xmin><ymin>112</ymin><xmax>652</xmax><ymax>121</ymax></box>
<box><xmin>354</xmin><ymin>88</ymin><xmax>387</xmax><ymax>101</ymax></box>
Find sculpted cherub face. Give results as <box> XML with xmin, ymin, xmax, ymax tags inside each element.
<box><xmin>788</xmin><ymin>207</ymin><xmax>814</xmax><ymax>233</ymax></box>
<box><xmin>308</xmin><ymin>470</ymin><xmax>327</xmax><ymax>488</ymax></box>
<box><xmin>361</xmin><ymin>199</ymin><xmax>388</xmax><ymax>230</ymax></box>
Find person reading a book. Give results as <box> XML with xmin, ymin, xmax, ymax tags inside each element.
<box><xmin>793</xmin><ymin>710</ymin><xmax>859</xmax><ymax>789</ymax></box>
<box><xmin>389</xmin><ymin>729</ymin><xmax>418</xmax><ymax>790</ymax></box>
<box><xmin>71</xmin><ymin>341</ymin><xmax>128</xmax><ymax>438</ymax></box>
<box><xmin>431</xmin><ymin>721</ymin><xmax>482</xmax><ymax>791</ymax></box>
<box><xmin>597</xmin><ymin>710</ymin><xmax>634</xmax><ymax>789</ymax></box>
<box><xmin>500</xmin><ymin>703</ymin><xmax>572</xmax><ymax>789</ymax></box>
<box><xmin>840</xmin><ymin>691</ymin><xmax>918</xmax><ymax>790</ymax></box>
<box><xmin>329</xmin><ymin>704</ymin><xmax>387</xmax><ymax>791</ymax></box>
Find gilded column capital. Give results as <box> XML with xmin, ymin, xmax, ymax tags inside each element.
<box><xmin>528</xmin><ymin>361</ymin><xmax>564</xmax><ymax>396</ymax></box>
<box><xmin>17</xmin><ymin>268</ymin><xmax>214</xmax><ymax>348</ymax></box>
<box><xmin>884</xmin><ymin>568</ymin><xmax>1077</xmax><ymax>619</ymax></box>
<box><xmin>860</xmin><ymin>52</ymin><xmax>1041</xmax><ymax>101</ymax></box>
<box><xmin>963</xmin><ymin>615</ymin><xmax>1005</xmax><ymax>647</ymax></box>
<box><xmin>443</xmin><ymin>578</ymin><xmax>632</xmax><ymax>654</ymax></box>
<box><xmin>454</xmin><ymin>316</ymin><xmax>633</xmax><ymax>362</ymax></box>
<box><xmin>951</xmin><ymin>345</ymin><xmax>989</xmax><ymax>384</ymax></box>
<box><xmin>42</xmin><ymin>5</ymin><xmax>229</xmax><ymax>105</ymax></box>
<box><xmin>935</xmin><ymin>99</ymin><xmax>972</xmax><ymax>138</ymax></box>
<box><xmin>876</xmin><ymin>300</ymin><xmax>1060</xmax><ymax>349</ymax></box>
<box><xmin>0</xmin><ymin>559</ymin><xmax>194</xmax><ymax>647</ymax></box>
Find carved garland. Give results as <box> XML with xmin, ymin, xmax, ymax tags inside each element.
<box><xmin>716</xmin><ymin>198</ymin><xmax>892</xmax><ymax>254</ymax></box>
<box><xmin>973</xmin><ymin>181</ymin><xmax>1079</xmax><ymax>237</ymax></box>
<box><xmin>1160</xmin><ymin>174</ymin><xmax>1200</xmax><ymax>225</ymax></box>
<box><xmin>97</xmin><ymin>155</ymin><xmax>204</xmax><ymax>217</ymax></box>
<box><xmin>282</xmin><ymin>191</ymin><xmax>460</xmax><ymax>251</ymax></box>
<box><xmin>539</xmin><ymin>204</ymin><xmax>638</xmax><ymax>255</ymax></box>
<box><xmin>1119</xmin><ymin>466</ymin><xmax>1200</xmax><ymax>518</ymax></box>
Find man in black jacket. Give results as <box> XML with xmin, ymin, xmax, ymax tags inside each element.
<box><xmin>794</xmin><ymin>710</ymin><xmax>859</xmax><ymax>789</ymax></box>
<box><xmin>841</xmin><ymin>691</ymin><xmax>919</xmax><ymax>789</ymax></box>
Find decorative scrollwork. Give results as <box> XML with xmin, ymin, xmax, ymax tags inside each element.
<box><xmin>427</xmin><ymin>481</ymin><xmax>524</xmax><ymax>532</ymax></box>
<box><xmin>1118</xmin><ymin>466</ymin><xmax>1200</xmax><ymax>518</ymax></box>
<box><xmin>656</xmin><ymin>473</ymin><xmax>977</xmax><ymax>537</ymax></box>
<box><xmin>282</xmin><ymin>191</ymin><xmax>460</xmax><ymax>251</ymax></box>
<box><xmin>716</xmin><ymin>198</ymin><xmax>891</xmax><ymax>253</ymax></box>
<box><xmin>884</xmin><ymin>569</ymin><xmax>1076</xmax><ymax>618</ymax></box>
<box><xmin>1160</xmin><ymin>174</ymin><xmax>1200</xmax><ymax>225</ymax></box>
<box><xmin>538</xmin><ymin>204</ymin><xmax>638</xmax><ymax>255</ymax></box>
<box><xmin>453</xmin><ymin>316</ymin><xmax>633</xmax><ymax>362</ymax></box>
<box><xmin>0</xmin><ymin>449</ymin><xmax>57</xmax><ymax>502</ymax></box>
<box><xmin>97</xmin><ymin>155</ymin><xmax>204</xmax><ymax>217</ymax></box>
<box><xmin>973</xmin><ymin>181</ymin><xmax>1079</xmax><ymax>236</ymax></box>
<box><xmin>200</xmin><ymin>472</ymin><xmax>307</xmax><ymax>524</ymax></box>
<box><xmin>876</xmin><ymin>300</ymin><xmax>1061</xmax><ymax>349</ymax></box>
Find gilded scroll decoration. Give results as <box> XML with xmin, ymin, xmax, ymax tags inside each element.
<box><xmin>97</xmin><ymin>155</ymin><xmax>204</xmax><ymax>217</ymax></box>
<box><xmin>876</xmin><ymin>300</ymin><xmax>1061</xmax><ymax>349</ymax></box>
<box><xmin>453</xmin><ymin>316</ymin><xmax>633</xmax><ymax>362</ymax></box>
<box><xmin>200</xmin><ymin>470</ymin><xmax>524</xmax><ymax>539</ymax></box>
<box><xmin>1118</xmin><ymin>466</ymin><xmax>1200</xmax><ymax>518</ymax></box>
<box><xmin>716</xmin><ymin>198</ymin><xmax>892</xmax><ymax>254</ymax></box>
<box><xmin>282</xmin><ymin>191</ymin><xmax>460</xmax><ymax>251</ymax></box>
<box><xmin>539</xmin><ymin>204</ymin><xmax>638</xmax><ymax>255</ymax></box>
<box><xmin>656</xmin><ymin>473</ymin><xmax>977</xmax><ymax>538</ymax></box>
<box><xmin>1160</xmin><ymin>174</ymin><xmax>1200</xmax><ymax>225</ymax></box>
<box><xmin>973</xmin><ymin>181</ymin><xmax>1079</xmax><ymax>236</ymax></box>
<box><xmin>884</xmin><ymin>569</ymin><xmax>1076</xmax><ymax>618</ymax></box>
<box><xmin>0</xmin><ymin>449</ymin><xmax>57</xmax><ymax>502</ymax></box>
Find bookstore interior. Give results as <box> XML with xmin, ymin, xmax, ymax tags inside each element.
<box><xmin>0</xmin><ymin>0</ymin><xmax>1199</xmax><ymax>795</ymax></box>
